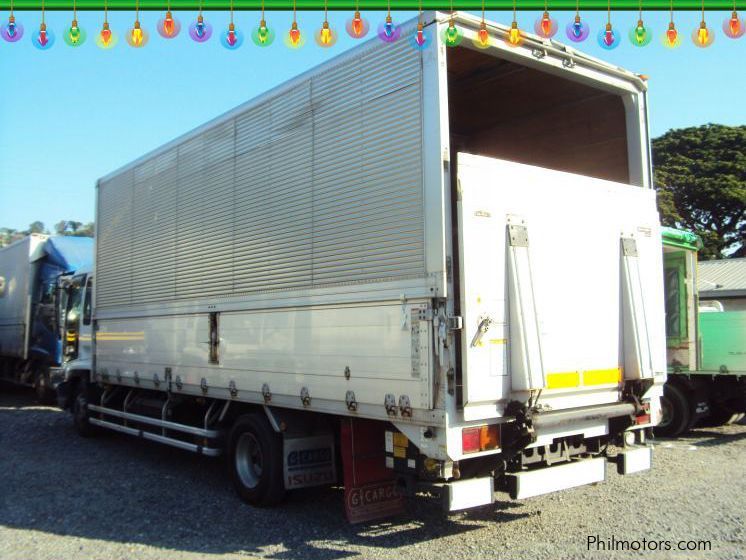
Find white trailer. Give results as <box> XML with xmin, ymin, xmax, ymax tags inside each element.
<box><xmin>66</xmin><ymin>11</ymin><xmax>666</xmax><ymax>520</ymax></box>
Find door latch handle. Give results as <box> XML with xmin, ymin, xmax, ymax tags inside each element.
<box><xmin>470</xmin><ymin>316</ymin><xmax>493</xmax><ymax>348</ymax></box>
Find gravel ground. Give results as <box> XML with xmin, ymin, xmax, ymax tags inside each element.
<box><xmin>1</xmin><ymin>384</ymin><xmax>744</xmax><ymax>560</ymax></box>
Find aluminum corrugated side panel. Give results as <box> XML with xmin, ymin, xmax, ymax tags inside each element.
<box><xmin>96</xmin><ymin>40</ymin><xmax>425</xmax><ymax>309</ymax></box>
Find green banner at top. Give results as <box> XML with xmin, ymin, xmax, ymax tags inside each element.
<box><xmin>0</xmin><ymin>0</ymin><xmax>740</xmax><ymax>10</ymax></box>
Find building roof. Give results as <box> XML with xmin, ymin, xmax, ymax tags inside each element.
<box><xmin>698</xmin><ymin>258</ymin><xmax>746</xmax><ymax>299</ymax></box>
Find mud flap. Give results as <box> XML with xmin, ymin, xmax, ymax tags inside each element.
<box><xmin>341</xmin><ymin>418</ymin><xmax>405</xmax><ymax>524</ymax></box>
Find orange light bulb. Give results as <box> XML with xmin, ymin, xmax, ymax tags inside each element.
<box><xmin>351</xmin><ymin>11</ymin><xmax>363</xmax><ymax>36</ymax></box>
<box><xmin>730</xmin><ymin>11</ymin><xmax>741</xmax><ymax>35</ymax></box>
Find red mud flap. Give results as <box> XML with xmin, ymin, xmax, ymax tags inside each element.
<box><xmin>341</xmin><ymin>418</ymin><xmax>405</xmax><ymax>524</ymax></box>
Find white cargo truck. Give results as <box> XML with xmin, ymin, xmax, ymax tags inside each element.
<box><xmin>61</xmin><ymin>12</ymin><xmax>666</xmax><ymax>520</ymax></box>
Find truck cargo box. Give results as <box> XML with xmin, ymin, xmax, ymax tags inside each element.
<box><xmin>93</xmin><ymin>12</ymin><xmax>663</xmax><ymax>463</ymax></box>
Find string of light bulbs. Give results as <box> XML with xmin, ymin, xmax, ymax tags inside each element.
<box><xmin>2</xmin><ymin>3</ymin><xmax>743</xmax><ymax>51</ymax></box>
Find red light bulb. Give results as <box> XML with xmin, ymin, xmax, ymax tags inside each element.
<box><xmin>477</xmin><ymin>23</ymin><xmax>489</xmax><ymax>46</ymax></box>
<box><xmin>227</xmin><ymin>22</ymin><xmax>237</xmax><ymax>46</ymax></box>
<box><xmin>100</xmin><ymin>21</ymin><xmax>112</xmax><ymax>45</ymax></box>
<box><xmin>540</xmin><ymin>11</ymin><xmax>552</xmax><ymax>36</ymax></box>
<box><xmin>163</xmin><ymin>11</ymin><xmax>175</xmax><ymax>36</ymax></box>
<box><xmin>603</xmin><ymin>23</ymin><xmax>614</xmax><ymax>46</ymax></box>
<box><xmin>666</xmin><ymin>21</ymin><xmax>678</xmax><ymax>45</ymax></box>
<box><xmin>289</xmin><ymin>21</ymin><xmax>300</xmax><ymax>44</ymax></box>
<box><xmin>415</xmin><ymin>21</ymin><xmax>425</xmax><ymax>46</ymax></box>
<box><xmin>38</xmin><ymin>23</ymin><xmax>48</xmax><ymax>46</ymax></box>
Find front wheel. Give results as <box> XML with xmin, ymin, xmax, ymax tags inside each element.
<box><xmin>72</xmin><ymin>388</ymin><xmax>99</xmax><ymax>438</ymax></box>
<box><xmin>227</xmin><ymin>413</ymin><xmax>286</xmax><ymax>507</ymax></box>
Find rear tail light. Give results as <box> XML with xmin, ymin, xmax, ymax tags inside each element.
<box><xmin>462</xmin><ymin>424</ymin><xmax>500</xmax><ymax>454</ymax></box>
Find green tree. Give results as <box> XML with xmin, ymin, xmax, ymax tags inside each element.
<box><xmin>653</xmin><ymin>124</ymin><xmax>746</xmax><ymax>259</ymax></box>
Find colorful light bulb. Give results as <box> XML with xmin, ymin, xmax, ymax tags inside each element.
<box><xmin>220</xmin><ymin>21</ymin><xmax>243</xmax><ymax>49</ymax></box>
<box><xmin>665</xmin><ymin>21</ymin><xmax>678</xmax><ymax>45</ymax></box>
<box><xmin>724</xmin><ymin>10</ymin><xmax>745</xmax><ymax>38</ymax></box>
<box><xmin>534</xmin><ymin>10</ymin><xmax>558</xmax><ymax>38</ymax></box>
<box><xmin>383</xmin><ymin>16</ymin><xmax>394</xmax><ymax>37</ymax></box>
<box><xmin>251</xmin><ymin>18</ymin><xmax>274</xmax><ymax>46</ymax></box>
<box><xmin>100</xmin><ymin>23</ymin><xmax>111</xmax><ymax>45</ymax></box>
<box><xmin>290</xmin><ymin>21</ymin><xmax>301</xmax><ymax>45</ymax></box>
<box><xmin>96</xmin><ymin>20</ymin><xmax>119</xmax><ymax>49</ymax></box>
<box><xmin>415</xmin><ymin>21</ymin><xmax>426</xmax><ymax>47</ymax></box>
<box><xmin>507</xmin><ymin>21</ymin><xmax>521</xmax><ymax>46</ymax></box>
<box><xmin>598</xmin><ymin>22</ymin><xmax>619</xmax><ymax>49</ymax></box>
<box><xmin>377</xmin><ymin>14</ymin><xmax>400</xmax><ymax>43</ymax></box>
<box><xmin>258</xmin><ymin>20</ymin><xmax>269</xmax><ymax>42</ymax></box>
<box><xmin>351</xmin><ymin>11</ymin><xmax>363</xmax><ymax>36</ymax></box>
<box><xmin>2</xmin><ymin>14</ymin><xmax>24</xmax><ymax>42</ymax></box>
<box><xmin>566</xmin><ymin>15</ymin><xmax>589</xmax><ymax>42</ymax></box>
<box><xmin>475</xmin><ymin>22</ymin><xmax>489</xmax><ymax>47</ymax></box>
<box><xmin>189</xmin><ymin>15</ymin><xmax>213</xmax><ymax>42</ymax></box>
<box><xmin>64</xmin><ymin>19</ymin><xmax>87</xmax><ymax>46</ymax></box>
<box><xmin>157</xmin><ymin>10</ymin><xmax>181</xmax><ymax>38</ymax></box>
<box><xmin>441</xmin><ymin>19</ymin><xmax>462</xmax><ymax>47</ymax></box>
<box><xmin>630</xmin><ymin>19</ymin><xmax>651</xmax><ymax>46</ymax></box>
<box><xmin>126</xmin><ymin>19</ymin><xmax>149</xmax><ymax>47</ymax></box>
<box><xmin>32</xmin><ymin>21</ymin><xmax>55</xmax><ymax>49</ymax></box>
<box><xmin>38</xmin><ymin>23</ymin><xmax>48</xmax><ymax>46</ymax></box>
<box><xmin>319</xmin><ymin>21</ymin><xmax>332</xmax><ymax>45</ymax></box>
<box><xmin>131</xmin><ymin>22</ymin><xmax>143</xmax><ymax>45</ymax></box>
<box><xmin>692</xmin><ymin>20</ymin><xmax>714</xmax><ymax>47</ymax></box>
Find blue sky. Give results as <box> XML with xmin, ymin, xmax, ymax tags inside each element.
<box><xmin>0</xmin><ymin>9</ymin><xmax>744</xmax><ymax>231</ymax></box>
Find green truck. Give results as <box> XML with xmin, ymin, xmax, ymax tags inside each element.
<box><xmin>658</xmin><ymin>227</ymin><xmax>746</xmax><ymax>436</ymax></box>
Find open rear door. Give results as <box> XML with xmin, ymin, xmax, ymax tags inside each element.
<box><xmin>456</xmin><ymin>153</ymin><xmax>665</xmax><ymax>422</ymax></box>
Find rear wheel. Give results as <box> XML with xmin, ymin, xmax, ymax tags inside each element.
<box><xmin>227</xmin><ymin>413</ymin><xmax>285</xmax><ymax>507</ymax></box>
<box><xmin>655</xmin><ymin>383</ymin><xmax>692</xmax><ymax>437</ymax></box>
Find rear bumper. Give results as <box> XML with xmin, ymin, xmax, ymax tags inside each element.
<box><xmin>442</xmin><ymin>445</ymin><xmax>653</xmax><ymax>511</ymax></box>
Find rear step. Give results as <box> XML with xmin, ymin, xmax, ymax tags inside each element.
<box><xmin>88</xmin><ymin>402</ymin><xmax>225</xmax><ymax>456</ymax></box>
<box><xmin>507</xmin><ymin>457</ymin><xmax>606</xmax><ymax>499</ymax></box>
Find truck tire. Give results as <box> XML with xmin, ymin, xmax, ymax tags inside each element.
<box><xmin>654</xmin><ymin>383</ymin><xmax>692</xmax><ymax>437</ymax></box>
<box><xmin>72</xmin><ymin>390</ymin><xmax>99</xmax><ymax>438</ymax></box>
<box><xmin>227</xmin><ymin>413</ymin><xmax>286</xmax><ymax>507</ymax></box>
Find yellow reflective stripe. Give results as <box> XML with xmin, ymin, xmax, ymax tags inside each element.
<box><xmin>546</xmin><ymin>371</ymin><xmax>580</xmax><ymax>389</ymax></box>
<box><xmin>583</xmin><ymin>368</ymin><xmax>623</xmax><ymax>386</ymax></box>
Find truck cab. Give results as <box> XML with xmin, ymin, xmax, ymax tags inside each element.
<box><xmin>51</xmin><ymin>270</ymin><xmax>93</xmax><ymax>408</ymax></box>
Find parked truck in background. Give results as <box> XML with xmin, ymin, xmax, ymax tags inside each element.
<box><xmin>58</xmin><ymin>12</ymin><xmax>665</xmax><ymax>521</ymax></box>
<box><xmin>658</xmin><ymin>227</ymin><xmax>746</xmax><ymax>436</ymax></box>
<box><xmin>0</xmin><ymin>234</ymin><xmax>93</xmax><ymax>402</ymax></box>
